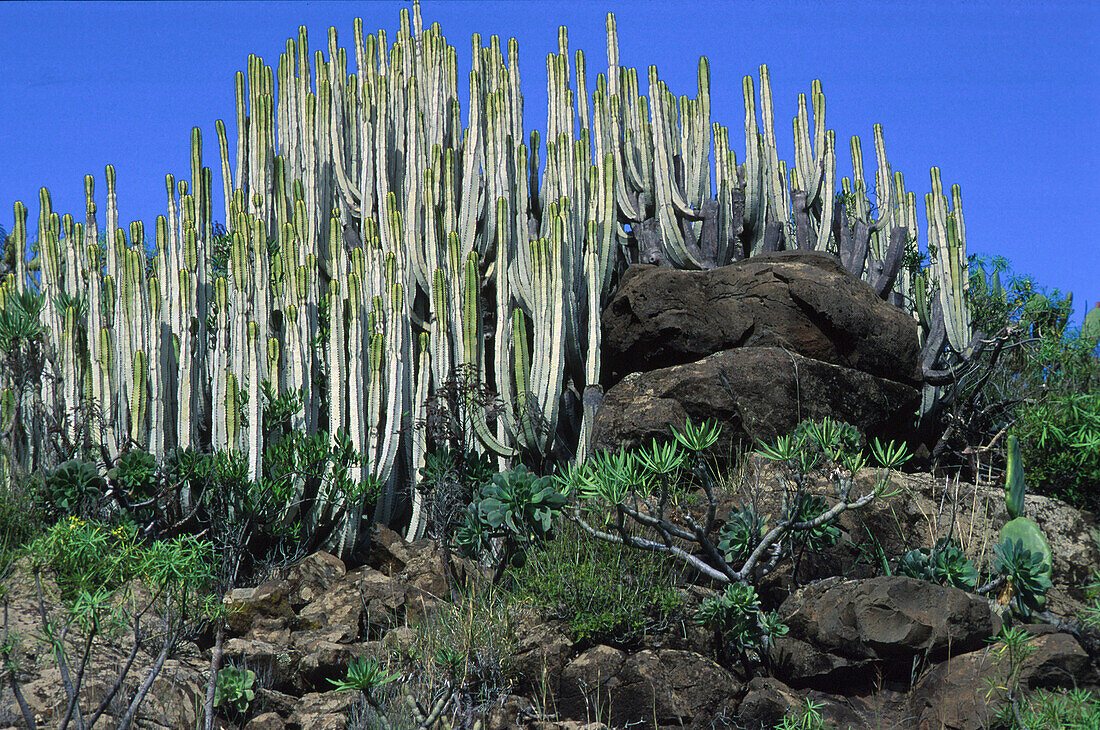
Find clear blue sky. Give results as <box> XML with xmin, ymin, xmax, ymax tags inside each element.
<box><xmin>2</xmin><ymin>1</ymin><xmax>1097</xmax><ymax>326</ymax></box>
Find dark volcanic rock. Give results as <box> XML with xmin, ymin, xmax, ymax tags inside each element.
<box><xmin>773</xmin><ymin>576</ymin><xmax>1001</xmax><ymax>688</ymax></box>
<box><xmin>590</xmin><ymin>347</ymin><xmax>919</xmax><ymax>455</ymax></box>
<box><xmin>601</xmin><ymin>250</ymin><xmax>921</xmax><ymax>387</ymax></box>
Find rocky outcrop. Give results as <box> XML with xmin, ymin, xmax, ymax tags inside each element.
<box><xmin>773</xmin><ymin>576</ymin><xmax>1002</xmax><ymax>688</ymax></box>
<box><xmin>590</xmin><ymin>347</ymin><xmax>920</xmax><ymax>455</ymax></box>
<box><xmin>601</xmin><ymin>251</ymin><xmax>921</xmax><ymax>387</ymax></box>
<box><xmin>594</xmin><ymin>250</ymin><xmax>922</xmax><ymax>458</ymax></box>
<box><xmin>2</xmin><ymin>493</ymin><xmax>1096</xmax><ymax>730</ymax></box>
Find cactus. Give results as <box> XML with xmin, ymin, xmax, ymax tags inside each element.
<box><xmin>1</xmin><ymin>1</ymin><xmax>988</xmax><ymax>556</ymax></box>
<box><xmin>1084</xmin><ymin>303</ymin><xmax>1100</xmax><ymax>350</ymax></box>
<box><xmin>1004</xmin><ymin>435</ymin><xmax>1026</xmax><ymax>520</ymax></box>
<box><xmin>997</xmin><ymin>433</ymin><xmax>1053</xmax><ymax>614</ymax></box>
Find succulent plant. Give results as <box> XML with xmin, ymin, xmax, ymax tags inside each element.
<box><xmin>996</xmin><ymin>434</ymin><xmax>1053</xmax><ymax>615</ymax></box>
<box><xmin>45</xmin><ymin>459</ymin><xmax>106</xmax><ymax>518</ymax></box>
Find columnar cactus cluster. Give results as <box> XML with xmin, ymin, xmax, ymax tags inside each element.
<box><xmin>0</xmin><ymin>1</ymin><xmax>976</xmax><ymax>554</ymax></box>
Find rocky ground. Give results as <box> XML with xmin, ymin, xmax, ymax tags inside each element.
<box><xmin>1</xmin><ymin>466</ymin><xmax>1096</xmax><ymax>730</ymax></box>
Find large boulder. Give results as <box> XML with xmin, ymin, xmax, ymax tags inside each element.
<box><xmin>557</xmin><ymin>645</ymin><xmax>740</xmax><ymax>730</ymax></box>
<box><xmin>590</xmin><ymin>347</ymin><xmax>919</xmax><ymax>455</ymax></box>
<box><xmin>773</xmin><ymin>576</ymin><xmax>1001</xmax><ymax>688</ymax></box>
<box><xmin>908</xmin><ymin>629</ymin><xmax>1095</xmax><ymax>730</ymax></box>
<box><xmin>601</xmin><ymin>250</ymin><xmax>921</xmax><ymax>387</ymax></box>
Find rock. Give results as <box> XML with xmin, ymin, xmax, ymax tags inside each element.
<box><xmin>557</xmin><ymin>645</ymin><xmax>628</xmax><ymax>723</ymax></box>
<box><xmin>557</xmin><ymin>645</ymin><xmax>738</xmax><ymax>730</ymax></box>
<box><xmin>510</xmin><ymin>610</ymin><xmax>575</xmax><ymax>696</ymax></box>
<box><xmin>223</xmin><ymin>638</ymin><xmax>301</xmax><ymax>694</ymax></box>
<box><xmin>278</xmin><ymin>551</ymin><xmax>346</xmax><ymax>611</ymax></box>
<box><xmin>774</xmin><ymin>576</ymin><xmax>1001</xmax><ymax>687</ymax></box>
<box><xmin>834</xmin><ymin>470</ymin><xmax>1100</xmax><ymax>618</ymax></box>
<box><xmin>909</xmin><ymin>632</ymin><xmax>1094</xmax><ymax>730</ymax></box>
<box><xmin>601</xmin><ymin>251</ymin><xmax>920</xmax><ymax>387</ymax></box>
<box><xmin>591</xmin><ymin>347</ymin><xmax>919</xmax><ymax>455</ymax></box>
<box><xmin>368</xmin><ymin>523</ymin><xmax>414</xmax><ymax>576</ymax></box>
<box><xmin>614</xmin><ymin>649</ymin><xmax>740</xmax><ymax>730</ymax></box>
<box><xmin>484</xmin><ymin>694</ymin><xmax>536</xmax><ymax>730</ymax></box>
<box><xmin>297</xmin><ymin>640</ymin><xmax>373</xmax><ymax>690</ymax></box>
<box><xmin>735</xmin><ymin>677</ymin><xmax>804</xmax><ymax>728</ymax></box>
<box><xmin>245</xmin><ymin>712</ymin><xmax>288</xmax><ymax>730</ymax></box>
<box><xmin>297</xmin><ymin>578</ymin><xmax>364</xmax><ymax>643</ymax></box>
<box><xmin>286</xmin><ymin>691</ymin><xmax>360</xmax><ymax>730</ymax></box>
<box><xmin>224</xmin><ymin>579</ymin><xmax>295</xmax><ymax>634</ymax></box>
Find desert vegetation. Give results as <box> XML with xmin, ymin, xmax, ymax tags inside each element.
<box><xmin>1</xmin><ymin>1</ymin><xmax>1099</xmax><ymax>727</ymax></box>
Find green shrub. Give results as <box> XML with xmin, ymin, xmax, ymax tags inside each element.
<box><xmin>695</xmin><ymin>582</ymin><xmax>787</xmax><ymax>661</ymax></box>
<box><xmin>44</xmin><ymin>458</ymin><xmax>106</xmax><ymax>521</ymax></box>
<box><xmin>0</xmin><ymin>479</ymin><xmax>47</xmax><ymax>568</ymax></box>
<box><xmin>505</xmin><ymin>519</ymin><xmax>683</xmax><ymax>648</ymax></box>
<box><xmin>27</xmin><ymin>517</ymin><xmax>215</xmax><ymax>601</ymax></box>
<box><xmin>1005</xmin><ymin>688</ymin><xmax>1100</xmax><ymax>730</ymax></box>
<box><xmin>898</xmin><ymin>537</ymin><xmax>979</xmax><ymax>591</ymax></box>
<box><xmin>1013</xmin><ymin>388</ymin><xmax>1100</xmax><ymax>512</ymax></box>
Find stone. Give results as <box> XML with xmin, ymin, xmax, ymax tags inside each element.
<box><xmin>557</xmin><ymin>645</ymin><xmax>628</xmax><ymax>723</ymax></box>
<box><xmin>278</xmin><ymin>551</ymin><xmax>346</xmax><ymax>611</ymax></box>
<box><xmin>510</xmin><ymin>610</ymin><xmax>575</xmax><ymax>696</ymax></box>
<box><xmin>601</xmin><ymin>251</ymin><xmax>920</xmax><ymax>387</ymax></box>
<box><xmin>286</xmin><ymin>690</ymin><xmax>360</xmax><ymax>730</ymax></box>
<box><xmin>735</xmin><ymin>677</ymin><xmax>803</xmax><ymax>728</ymax></box>
<box><xmin>245</xmin><ymin>712</ymin><xmax>288</xmax><ymax>730</ymax></box>
<box><xmin>614</xmin><ymin>649</ymin><xmax>740</xmax><ymax>730</ymax></box>
<box><xmin>909</xmin><ymin>632</ymin><xmax>1094</xmax><ymax>730</ymax></box>
<box><xmin>297</xmin><ymin>578</ymin><xmax>364</xmax><ymax>643</ymax></box>
<box><xmin>556</xmin><ymin>645</ymin><xmax>739</xmax><ymax>730</ymax></box>
<box><xmin>774</xmin><ymin>576</ymin><xmax>1001</xmax><ymax>687</ymax></box>
<box><xmin>591</xmin><ymin>347</ymin><xmax>919</xmax><ymax>455</ymax></box>
<box><xmin>223</xmin><ymin>579</ymin><xmax>295</xmax><ymax>634</ymax></box>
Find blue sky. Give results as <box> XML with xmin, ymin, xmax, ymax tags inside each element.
<box><xmin>2</xmin><ymin>1</ymin><xmax>1097</xmax><ymax>326</ymax></box>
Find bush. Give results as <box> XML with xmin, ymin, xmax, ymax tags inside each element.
<box><xmin>1013</xmin><ymin>388</ymin><xmax>1100</xmax><ymax>511</ymax></box>
<box><xmin>934</xmin><ymin>257</ymin><xmax>1100</xmax><ymax>509</ymax></box>
<box><xmin>26</xmin><ymin>516</ymin><xmax>215</xmax><ymax>601</ymax></box>
<box><xmin>504</xmin><ymin>519</ymin><xmax>683</xmax><ymax>648</ymax></box>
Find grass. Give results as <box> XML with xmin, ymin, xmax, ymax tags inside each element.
<box><xmin>501</xmin><ymin>517</ymin><xmax>686</xmax><ymax>650</ymax></box>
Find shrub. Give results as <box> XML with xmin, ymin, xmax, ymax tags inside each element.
<box><xmin>454</xmin><ymin>464</ymin><xmax>568</xmax><ymax>582</ymax></box>
<box><xmin>898</xmin><ymin>537</ymin><xmax>979</xmax><ymax>591</ymax></box>
<box><xmin>0</xmin><ymin>478</ymin><xmax>47</xmax><ymax>567</ymax></box>
<box><xmin>26</xmin><ymin>517</ymin><xmax>215</xmax><ymax>601</ymax></box>
<box><xmin>505</xmin><ymin>518</ymin><xmax>683</xmax><ymax>648</ymax></box>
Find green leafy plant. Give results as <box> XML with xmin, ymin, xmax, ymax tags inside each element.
<box><xmin>0</xmin><ymin>289</ymin><xmax>46</xmax><ymax>353</ymax></box>
<box><xmin>717</xmin><ymin>505</ymin><xmax>767</xmax><ymax>567</ymax></box>
<box><xmin>695</xmin><ymin>582</ymin><xmax>787</xmax><ymax>665</ymax></box>
<box><xmin>28</xmin><ymin>516</ymin><xmax>214</xmax><ymax>600</ymax></box>
<box><xmin>982</xmin><ymin>625</ymin><xmax>1036</xmax><ymax>727</ymax></box>
<box><xmin>328</xmin><ymin>656</ymin><xmax>400</xmax><ymax>693</ymax></box>
<box><xmin>897</xmin><ymin>537</ymin><xmax>979</xmax><ymax>591</ymax></box>
<box><xmin>109</xmin><ymin>449</ymin><xmax>157</xmax><ymax>499</ymax></box>
<box><xmin>783</xmin><ymin>492</ymin><xmax>840</xmax><ymax>555</ymax></box>
<box><xmin>993</xmin><ymin>537</ymin><xmax>1053</xmax><ymax>617</ymax></box>
<box><xmin>565</xmin><ymin>417</ymin><xmax>910</xmax><ymax>598</ymax></box>
<box><xmin>44</xmin><ymin>459</ymin><xmax>107</xmax><ymax>520</ymax></box>
<box><xmin>774</xmin><ymin>697</ymin><xmax>833</xmax><ymax>730</ymax></box>
<box><xmin>213</xmin><ymin>665</ymin><xmax>256</xmax><ymax>715</ymax></box>
<box><xmin>506</xmin><ymin>519</ymin><xmax>683</xmax><ymax>648</ymax></box>
<box><xmin>993</xmin><ymin>436</ymin><xmax>1053</xmax><ymax>618</ymax></box>
<box><xmin>455</xmin><ymin>464</ymin><xmax>567</xmax><ymax>581</ymax></box>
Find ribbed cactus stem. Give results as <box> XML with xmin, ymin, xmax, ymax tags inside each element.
<box><xmin>1004</xmin><ymin>435</ymin><xmax>1026</xmax><ymax>520</ymax></box>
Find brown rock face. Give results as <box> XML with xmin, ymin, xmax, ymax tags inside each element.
<box><xmin>909</xmin><ymin>631</ymin><xmax>1094</xmax><ymax>730</ymax></box>
<box><xmin>590</xmin><ymin>347</ymin><xmax>919</xmax><ymax>454</ymax></box>
<box><xmin>601</xmin><ymin>251</ymin><xmax>921</xmax><ymax>387</ymax></box>
<box><xmin>774</xmin><ymin>576</ymin><xmax>1002</xmax><ymax>688</ymax></box>
<box><xmin>557</xmin><ymin>645</ymin><xmax>739</xmax><ymax>730</ymax></box>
